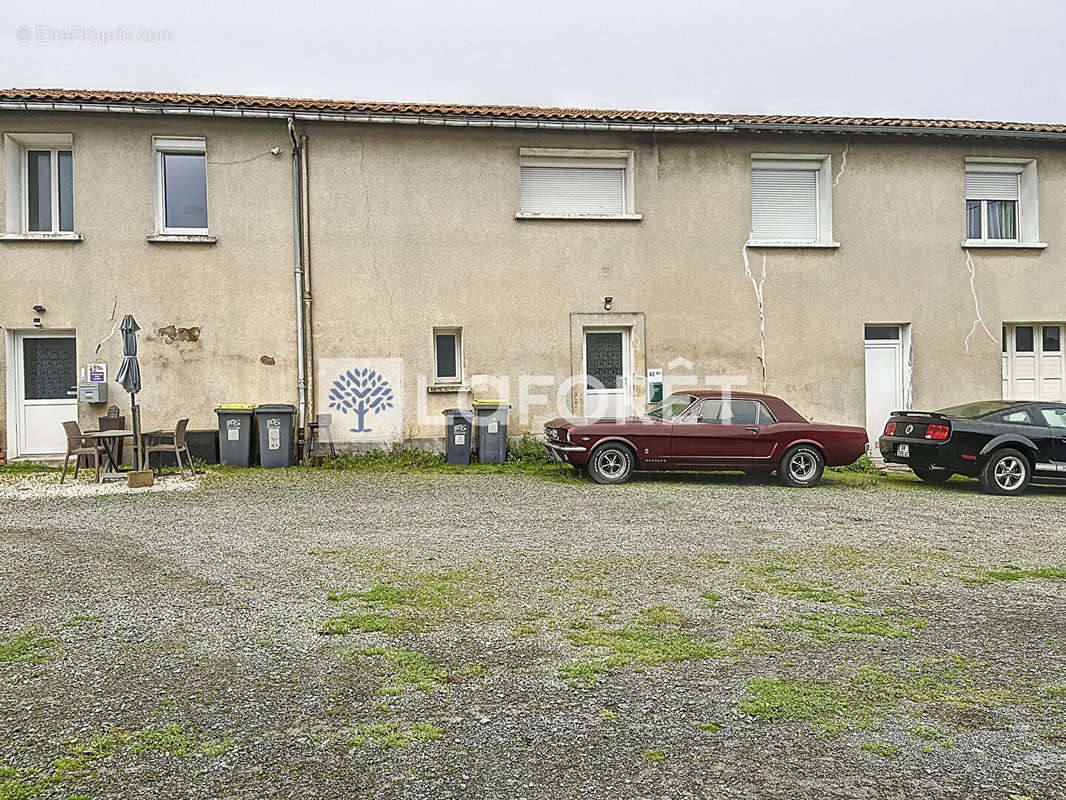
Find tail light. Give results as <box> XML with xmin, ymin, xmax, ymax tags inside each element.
<box><xmin>926</xmin><ymin>424</ymin><xmax>950</xmax><ymax>441</ymax></box>
<box><xmin>884</xmin><ymin>422</ymin><xmax>896</xmax><ymax>436</ymax></box>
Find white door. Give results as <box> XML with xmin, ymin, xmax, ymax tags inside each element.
<box><xmin>865</xmin><ymin>326</ymin><xmax>905</xmax><ymax>457</ymax></box>
<box><xmin>12</xmin><ymin>331</ymin><xmax>78</xmax><ymax>457</ymax></box>
<box><xmin>583</xmin><ymin>328</ymin><xmax>632</xmax><ymax>419</ymax></box>
<box><xmin>1003</xmin><ymin>324</ymin><xmax>1065</xmax><ymax>401</ymax></box>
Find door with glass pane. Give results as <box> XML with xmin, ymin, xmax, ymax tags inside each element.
<box><xmin>14</xmin><ymin>332</ymin><xmax>78</xmax><ymax>456</ymax></box>
<box><xmin>1003</xmin><ymin>324</ymin><xmax>1065</xmax><ymax>401</ymax></box>
<box><xmin>864</xmin><ymin>325</ymin><xmax>905</xmax><ymax>457</ymax></box>
<box><xmin>583</xmin><ymin>328</ymin><xmax>631</xmax><ymax>419</ymax></box>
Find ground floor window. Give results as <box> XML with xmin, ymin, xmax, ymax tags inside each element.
<box><xmin>1003</xmin><ymin>323</ymin><xmax>1065</xmax><ymax>401</ymax></box>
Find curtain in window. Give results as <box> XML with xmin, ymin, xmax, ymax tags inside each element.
<box><xmin>986</xmin><ymin>200</ymin><xmax>1016</xmax><ymax>239</ymax></box>
<box><xmin>966</xmin><ymin>200</ymin><xmax>981</xmax><ymax>239</ymax></box>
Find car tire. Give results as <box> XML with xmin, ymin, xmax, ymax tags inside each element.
<box><xmin>586</xmin><ymin>443</ymin><xmax>635</xmax><ymax>485</ymax></box>
<box><xmin>777</xmin><ymin>444</ymin><xmax>825</xmax><ymax>488</ymax></box>
<box><xmin>978</xmin><ymin>448</ymin><xmax>1031</xmax><ymax>496</ymax></box>
<box><xmin>912</xmin><ymin>466</ymin><xmax>954</xmax><ymax>484</ymax></box>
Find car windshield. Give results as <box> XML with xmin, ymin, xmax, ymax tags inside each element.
<box><xmin>935</xmin><ymin>400</ymin><xmax>1020</xmax><ymax>419</ymax></box>
<box><xmin>645</xmin><ymin>393</ymin><xmax>696</xmax><ymax>420</ymax></box>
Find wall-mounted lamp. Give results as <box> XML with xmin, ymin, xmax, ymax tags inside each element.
<box><xmin>32</xmin><ymin>318</ymin><xmax>42</xmax><ymax>328</ymax></box>
<box><xmin>32</xmin><ymin>304</ymin><xmax>46</xmax><ymax>314</ymax></box>
<box><xmin>603</xmin><ymin>296</ymin><xmax>614</xmax><ymax>312</ymax></box>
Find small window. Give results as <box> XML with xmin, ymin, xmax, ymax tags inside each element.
<box><xmin>750</xmin><ymin>154</ymin><xmax>833</xmax><ymax>245</ymax></box>
<box><xmin>1044</xmin><ymin>326</ymin><xmax>1060</xmax><ymax>352</ymax></box>
<box><xmin>433</xmin><ymin>328</ymin><xmax>462</xmax><ymax>384</ymax></box>
<box><xmin>1040</xmin><ymin>407</ymin><xmax>1066</xmax><ymax>428</ymax></box>
<box><xmin>865</xmin><ymin>325</ymin><xmax>901</xmax><ymax>341</ymax></box>
<box><xmin>694</xmin><ymin>398</ymin><xmax>759</xmax><ymax>425</ymax></box>
<box><xmin>756</xmin><ymin>402</ymin><xmax>777</xmax><ymax>425</ymax></box>
<box><xmin>1015</xmin><ymin>326</ymin><xmax>1034</xmax><ymax>352</ymax></box>
<box><xmin>23</xmin><ymin>147</ymin><xmax>74</xmax><ymax>233</ymax></box>
<box><xmin>1002</xmin><ymin>409</ymin><xmax>1034</xmax><ymax>425</ymax></box>
<box><xmin>517</xmin><ymin>149</ymin><xmax>636</xmax><ymax>218</ymax></box>
<box><xmin>154</xmin><ymin>137</ymin><xmax>208</xmax><ymax>234</ymax></box>
<box><xmin>964</xmin><ymin>159</ymin><xmax>1039</xmax><ymax>245</ymax></box>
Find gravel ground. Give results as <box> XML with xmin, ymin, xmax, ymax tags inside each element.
<box><xmin>1</xmin><ymin>466</ymin><xmax>1064</xmax><ymax>799</ymax></box>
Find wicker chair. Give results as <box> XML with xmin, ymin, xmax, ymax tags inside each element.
<box><xmin>144</xmin><ymin>419</ymin><xmax>193</xmax><ymax>476</ymax></box>
<box><xmin>60</xmin><ymin>421</ymin><xmax>104</xmax><ymax>484</ymax></box>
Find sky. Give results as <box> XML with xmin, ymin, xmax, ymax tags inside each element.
<box><xmin>2</xmin><ymin>0</ymin><xmax>1065</xmax><ymax>123</ymax></box>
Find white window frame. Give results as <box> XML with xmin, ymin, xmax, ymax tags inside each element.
<box><xmin>748</xmin><ymin>153</ymin><xmax>836</xmax><ymax>248</ymax></box>
<box><xmin>153</xmin><ymin>136</ymin><xmax>209</xmax><ymax>235</ymax></box>
<box><xmin>963</xmin><ymin>158</ymin><xmax>1044</xmax><ymax>249</ymax></box>
<box><xmin>1</xmin><ymin>133</ymin><xmax>80</xmax><ymax>240</ymax></box>
<box><xmin>515</xmin><ymin>148</ymin><xmax>640</xmax><ymax>221</ymax></box>
<box><xmin>432</xmin><ymin>327</ymin><xmax>463</xmax><ymax>385</ymax></box>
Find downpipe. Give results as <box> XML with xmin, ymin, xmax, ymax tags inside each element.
<box><xmin>289</xmin><ymin>117</ymin><xmax>308</xmax><ymax>448</ymax></box>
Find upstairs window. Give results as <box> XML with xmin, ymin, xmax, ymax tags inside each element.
<box><xmin>154</xmin><ymin>137</ymin><xmax>208</xmax><ymax>234</ymax></box>
<box><xmin>517</xmin><ymin>149</ymin><xmax>638</xmax><ymax>219</ymax></box>
<box><xmin>749</xmin><ymin>154</ymin><xmax>834</xmax><ymax>246</ymax></box>
<box><xmin>2</xmin><ymin>133</ymin><xmax>75</xmax><ymax>236</ymax></box>
<box><xmin>964</xmin><ymin>158</ymin><xmax>1041</xmax><ymax>246</ymax></box>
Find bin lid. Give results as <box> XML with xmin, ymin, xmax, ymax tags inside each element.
<box><xmin>216</xmin><ymin>404</ymin><xmax>256</xmax><ymax>411</ymax></box>
<box><xmin>257</xmin><ymin>404</ymin><xmax>296</xmax><ymax>413</ymax></box>
<box><xmin>443</xmin><ymin>408</ymin><xmax>473</xmax><ymax>416</ymax></box>
<box><xmin>472</xmin><ymin>399</ymin><xmax>510</xmax><ymax>408</ymax></box>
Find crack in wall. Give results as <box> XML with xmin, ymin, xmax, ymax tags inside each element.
<box><xmin>832</xmin><ymin>137</ymin><xmax>851</xmax><ymax>187</ymax></box>
<box><xmin>93</xmin><ymin>299</ymin><xmax>119</xmax><ymax>354</ymax></box>
<box><xmin>964</xmin><ymin>249</ymin><xmax>997</xmax><ymax>352</ymax></box>
<box><xmin>742</xmin><ymin>241</ymin><xmax>768</xmax><ymax>393</ymax></box>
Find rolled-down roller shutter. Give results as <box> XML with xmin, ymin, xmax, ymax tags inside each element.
<box><xmin>520</xmin><ymin>166</ymin><xmax>625</xmax><ymax>214</ymax></box>
<box><xmin>751</xmin><ymin>168</ymin><xmax>818</xmax><ymax>241</ymax></box>
<box><xmin>965</xmin><ymin>171</ymin><xmax>1020</xmax><ymax>200</ymax></box>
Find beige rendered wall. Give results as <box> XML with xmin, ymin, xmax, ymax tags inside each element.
<box><xmin>305</xmin><ymin>123</ymin><xmax>1066</xmax><ymax>440</ymax></box>
<box><xmin>4</xmin><ymin>111</ymin><xmax>1066</xmax><ymax>453</ymax></box>
<box><xmin>0</xmin><ymin>112</ymin><xmax>296</xmax><ymax>453</ymax></box>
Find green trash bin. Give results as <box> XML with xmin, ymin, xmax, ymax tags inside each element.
<box><xmin>215</xmin><ymin>404</ymin><xmax>257</xmax><ymax>467</ymax></box>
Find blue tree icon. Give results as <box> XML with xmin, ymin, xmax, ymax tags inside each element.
<box><xmin>327</xmin><ymin>368</ymin><xmax>395</xmax><ymax>433</ymax></box>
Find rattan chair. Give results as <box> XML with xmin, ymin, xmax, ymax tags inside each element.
<box><xmin>144</xmin><ymin>419</ymin><xmax>193</xmax><ymax>477</ymax></box>
<box><xmin>60</xmin><ymin>421</ymin><xmax>104</xmax><ymax>484</ymax></box>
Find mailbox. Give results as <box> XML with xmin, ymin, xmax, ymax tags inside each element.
<box><xmin>79</xmin><ymin>381</ymin><xmax>107</xmax><ymax>404</ymax></box>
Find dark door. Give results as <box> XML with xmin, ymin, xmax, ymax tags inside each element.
<box><xmin>670</xmin><ymin>398</ymin><xmax>758</xmax><ymax>466</ymax></box>
<box><xmin>1035</xmin><ymin>406</ymin><xmax>1066</xmax><ymax>465</ymax></box>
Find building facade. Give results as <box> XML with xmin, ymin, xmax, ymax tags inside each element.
<box><xmin>2</xmin><ymin>89</ymin><xmax>1065</xmax><ymax>458</ymax></box>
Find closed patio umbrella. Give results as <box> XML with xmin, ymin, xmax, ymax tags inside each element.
<box><xmin>115</xmin><ymin>315</ymin><xmax>143</xmax><ymax>470</ymax></box>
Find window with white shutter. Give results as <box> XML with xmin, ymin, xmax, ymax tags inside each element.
<box><xmin>749</xmin><ymin>154</ymin><xmax>834</xmax><ymax>246</ymax></box>
<box><xmin>516</xmin><ymin>149</ymin><xmax>639</xmax><ymax>220</ymax></box>
<box><xmin>964</xmin><ymin>158</ymin><xmax>1042</xmax><ymax>246</ymax></box>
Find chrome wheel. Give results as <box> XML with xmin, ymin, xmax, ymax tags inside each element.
<box><xmin>789</xmin><ymin>452</ymin><xmax>818</xmax><ymax>482</ymax></box>
<box><xmin>596</xmin><ymin>449</ymin><xmax>627</xmax><ymax>479</ymax></box>
<box><xmin>994</xmin><ymin>456</ymin><xmax>1026</xmax><ymax>491</ymax></box>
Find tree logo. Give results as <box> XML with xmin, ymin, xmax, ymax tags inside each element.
<box><xmin>328</xmin><ymin>368</ymin><xmax>396</xmax><ymax>433</ymax></box>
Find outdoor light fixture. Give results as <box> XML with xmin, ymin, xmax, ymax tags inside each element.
<box><xmin>32</xmin><ymin>318</ymin><xmax>42</xmax><ymax>328</ymax></box>
<box><xmin>603</xmin><ymin>296</ymin><xmax>613</xmax><ymax>311</ymax></box>
<box><xmin>270</xmin><ymin>147</ymin><xmax>281</xmax><ymax>157</ymax></box>
<box><xmin>32</xmin><ymin>304</ymin><xmax>46</xmax><ymax>313</ymax></box>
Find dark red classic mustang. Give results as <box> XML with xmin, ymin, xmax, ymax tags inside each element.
<box><xmin>544</xmin><ymin>391</ymin><xmax>867</xmax><ymax>486</ymax></box>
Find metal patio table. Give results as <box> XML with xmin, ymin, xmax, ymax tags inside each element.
<box><xmin>83</xmin><ymin>429</ymin><xmax>134</xmax><ymax>483</ymax></box>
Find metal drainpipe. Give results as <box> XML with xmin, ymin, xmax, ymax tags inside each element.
<box><xmin>288</xmin><ymin>117</ymin><xmax>308</xmax><ymax>444</ymax></box>
<box><xmin>299</xmin><ymin>134</ymin><xmax>314</xmax><ymax>427</ymax></box>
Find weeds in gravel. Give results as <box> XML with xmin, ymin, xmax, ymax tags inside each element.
<box><xmin>320</xmin><ymin>612</ymin><xmax>410</xmax><ymax>636</ymax></box>
<box><xmin>349</xmin><ymin>721</ymin><xmax>443</xmax><ymax>749</ymax></box>
<box><xmin>0</xmin><ymin>460</ymin><xmax>56</xmax><ymax>475</ymax></box>
<box><xmin>911</xmin><ymin>724</ymin><xmax>955</xmax><ymax>749</ymax></box>
<box><xmin>642</xmin><ymin>749</ymin><xmax>665</xmax><ymax>762</ymax></box>
<box><xmin>763</xmin><ymin>577</ymin><xmax>866</xmax><ymax>607</ymax></box>
<box><xmin>0</xmin><ymin>632</ymin><xmax>55</xmax><ymax>664</ymax></box>
<box><xmin>352</xmin><ymin>647</ymin><xmax>448</xmax><ymax>695</ymax></box>
<box><xmin>961</xmin><ymin>564</ymin><xmax>1066</xmax><ymax>586</ymax></box>
<box><xmin>129</xmin><ymin>725</ymin><xmax>233</xmax><ymax>758</ymax></box>
<box><xmin>757</xmin><ymin>610</ymin><xmax>927</xmax><ymax>642</ymax></box>
<box><xmin>858</xmin><ymin>741</ymin><xmax>897</xmax><ymax>758</ymax></box>
<box><xmin>561</xmin><ymin>607</ymin><xmax>724</xmax><ymax>682</ymax></box>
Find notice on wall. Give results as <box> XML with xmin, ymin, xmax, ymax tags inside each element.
<box><xmin>88</xmin><ymin>363</ymin><xmax>107</xmax><ymax>383</ymax></box>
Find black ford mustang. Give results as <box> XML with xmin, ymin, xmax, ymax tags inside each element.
<box><xmin>879</xmin><ymin>400</ymin><xmax>1066</xmax><ymax>495</ymax></box>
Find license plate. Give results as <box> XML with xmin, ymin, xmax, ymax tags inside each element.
<box><xmin>896</xmin><ymin>444</ymin><xmax>910</xmax><ymax>457</ymax></box>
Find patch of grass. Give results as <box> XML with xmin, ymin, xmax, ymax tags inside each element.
<box><xmin>599</xmin><ymin>708</ymin><xmax>617</xmax><ymax>721</ymax></box>
<box><xmin>317</xmin><ymin>445</ymin><xmax>446</xmax><ymax>470</ymax></box>
<box><xmin>0</xmin><ymin>460</ymin><xmax>56</xmax><ymax>474</ymax></box>
<box><xmin>0</xmin><ymin>632</ymin><xmax>55</xmax><ymax>664</ymax></box>
<box><xmin>355</xmin><ymin>647</ymin><xmax>447</xmax><ymax>695</ymax></box>
<box><xmin>829</xmin><ymin>454</ymin><xmax>886</xmax><ymax>475</ymax></box>
<box><xmin>642</xmin><ymin>749</ymin><xmax>665</xmax><ymax>762</ymax></box>
<box><xmin>507</xmin><ymin>434</ymin><xmax>551</xmax><ymax>465</ymax></box>
<box><xmin>761</xmin><ymin>611</ymin><xmax>927</xmax><ymax>642</ymax></box>
<box><xmin>739</xmin><ymin>677</ymin><xmax>848</xmax><ymax>726</ymax></box>
<box><xmin>320</xmin><ymin>612</ymin><xmax>410</xmax><ymax>636</ymax></box>
<box><xmin>698</xmin><ymin>722</ymin><xmax>720</xmax><ymax>733</ymax></box>
<box><xmin>962</xmin><ymin>564</ymin><xmax>1066</xmax><ymax>586</ymax></box>
<box><xmin>562</xmin><ymin>606</ymin><xmax>724</xmax><ymax>681</ymax></box>
<box><xmin>349</xmin><ymin>721</ymin><xmax>443</xmax><ymax>749</ymax></box>
<box><xmin>699</xmin><ymin>591</ymin><xmax>722</xmax><ymax>606</ymax></box>
<box><xmin>763</xmin><ymin>577</ymin><xmax>866</xmax><ymax>607</ymax></box>
<box><xmin>129</xmin><ymin>725</ymin><xmax>234</xmax><ymax>758</ymax></box>
<box><xmin>858</xmin><ymin>741</ymin><xmax>897</xmax><ymax>758</ymax></box>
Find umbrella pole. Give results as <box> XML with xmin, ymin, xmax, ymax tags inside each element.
<box><xmin>131</xmin><ymin>393</ymin><xmax>142</xmax><ymax>471</ymax></box>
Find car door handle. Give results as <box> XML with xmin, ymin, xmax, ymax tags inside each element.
<box><xmin>746</xmin><ymin>426</ymin><xmax>759</xmax><ymax>433</ymax></box>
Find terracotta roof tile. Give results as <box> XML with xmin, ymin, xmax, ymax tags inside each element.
<box><xmin>2</xmin><ymin>88</ymin><xmax>1064</xmax><ymax>135</ymax></box>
